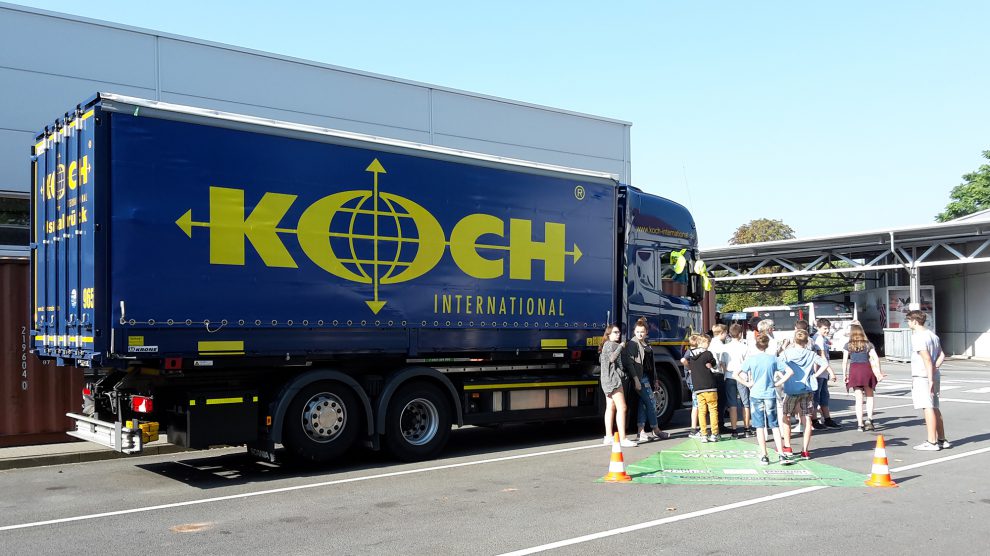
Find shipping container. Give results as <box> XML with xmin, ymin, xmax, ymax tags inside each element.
<box><xmin>0</xmin><ymin>258</ymin><xmax>84</xmax><ymax>447</ymax></box>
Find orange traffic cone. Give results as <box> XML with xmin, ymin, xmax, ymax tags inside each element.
<box><xmin>865</xmin><ymin>434</ymin><xmax>898</xmax><ymax>488</ymax></box>
<box><xmin>602</xmin><ymin>433</ymin><xmax>632</xmax><ymax>483</ymax></box>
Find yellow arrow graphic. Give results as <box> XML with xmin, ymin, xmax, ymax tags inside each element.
<box><xmin>365</xmin><ymin>159</ymin><xmax>387</xmax><ymax>315</ymax></box>
<box><xmin>176</xmin><ymin>209</ymin><xmax>209</xmax><ymax>238</ymax></box>
<box><xmin>568</xmin><ymin>243</ymin><xmax>582</xmax><ymax>263</ymax></box>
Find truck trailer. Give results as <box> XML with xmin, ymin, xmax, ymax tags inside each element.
<box><xmin>31</xmin><ymin>93</ymin><xmax>705</xmax><ymax>463</ymax></box>
<box><xmin>847</xmin><ymin>286</ymin><xmax>936</xmax><ymax>351</ymax></box>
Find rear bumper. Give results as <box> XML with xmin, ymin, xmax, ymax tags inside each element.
<box><xmin>66</xmin><ymin>413</ymin><xmax>144</xmax><ymax>454</ymax></box>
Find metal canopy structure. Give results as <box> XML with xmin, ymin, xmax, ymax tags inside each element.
<box><xmin>700</xmin><ymin>216</ymin><xmax>990</xmax><ymax>303</ymax></box>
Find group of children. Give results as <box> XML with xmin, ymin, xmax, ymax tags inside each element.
<box><xmin>681</xmin><ymin>319</ymin><xmax>836</xmax><ymax>465</ymax></box>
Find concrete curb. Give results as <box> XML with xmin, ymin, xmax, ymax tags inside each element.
<box><xmin>0</xmin><ymin>443</ymin><xmax>192</xmax><ymax>471</ymax></box>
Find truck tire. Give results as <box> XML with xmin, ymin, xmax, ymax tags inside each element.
<box><xmin>653</xmin><ymin>372</ymin><xmax>678</xmax><ymax>427</ymax></box>
<box><xmin>383</xmin><ymin>382</ymin><xmax>451</xmax><ymax>462</ymax></box>
<box><xmin>283</xmin><ymin>381</ymin><xmax>360</xmax><ymax>464</ymax></box>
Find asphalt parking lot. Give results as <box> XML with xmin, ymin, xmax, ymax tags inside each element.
<box><xmin>1</xmin><ymin>358</ymin><xmax>988</xmax><ymax>554</ymax></box>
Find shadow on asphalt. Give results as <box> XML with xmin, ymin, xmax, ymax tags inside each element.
<box><xmin>136</xmin><ymin>418</ymin><xmax>609</xmax><ymax>489</ymax></box>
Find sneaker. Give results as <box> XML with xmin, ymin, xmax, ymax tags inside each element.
<box><xmin>913</xmin><ymin>441</ymin><xmax>941</xmax><ymax>451</ymax></box>
<box><xmin>654</xmin><ymin>430</ymin><xmax>671</xmax><ymax>440</ymax></box>
<box><xmin>619</xmin><ymin>438</ymin><xmax>638</xmax><ymax>448</ymax></box>
<box><xmin>688</xmin><ymin>430</ymin><xmax>702</xmax><ymax>439</ymax></box>
<box><xmin>746</xmin><ymin>428</ymin><xmax>756</xmax><ymax>438</ymax></box>
<box><xmin>637</xmin><ymin>433</ymin><xmax>651</xmax><ymax>443</ymax></box>
<box><xmin>800</xmin><ymin>451</ymin><xmax>811</xmax><ymax>460</ymax></box>
<box><xmin>811</xmin><ymin>420</ymin><xmax>825</xmax><ymax>430</ymax></box>
<box><xmin>603</xmin><ymin>436</ymin><xmax>612</xmax><ymax>445</ymax></box>
<box><xmin>865</xmin><ymin>420</ymin><xmax>875</xmax><ymax>431</ymax></box>
<box><xmin>708</xmin><ymin>434</ymin><xmax>719</xmax><ymax>443</ymax></box>
<box><xmin>938</xmin><ymin>439</ymin><xmax>952</xmax><ymax>449</ymax></box>
<box><xmin>759</xmin><ymin>455</ymin><xmax>770</xmax><ymax>466</ymax></box>
<box><xmin>824</xmin><ymin>418</ymin><xmax>841</xmax><ymax>429</ymax></box>
<box><xmin>857</xmin><ymin>425</ymin><xmax>865</xmax><ymax>432</ymax></box>
<box><xmin>700</xmin><ymin>435</ymin><xmax>710</xmax><ymax>443</ymax></box>
<box><xmin>779</xmin><ymin>453</ymin><xmax>796</xmax><ymax>465</ymax></box>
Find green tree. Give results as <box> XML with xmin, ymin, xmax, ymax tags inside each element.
<box><xmin>936</xmin><ymin>150</ymin><xmax>990</xmax><ymax>222</ymax></box>
<box><xmin>729</xmin><ymin>218</ymin><xmax>795</xmax><ymax>244</ymax></box>
<box><xmin>718</xmin><ymin>219</ymin><xmax>796</xmax><ymax>311</ymax></box>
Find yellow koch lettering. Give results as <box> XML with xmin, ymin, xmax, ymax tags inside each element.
<box><xmin>177</xmin><ymin>160</ymin><xmax>585</xmax><ymax>314</ymax></box>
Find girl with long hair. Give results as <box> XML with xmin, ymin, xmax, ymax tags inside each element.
<box><xmin>599</xmin><ymin>324</ymin><xmax>637</xmax><ymax>447</ymax></box>
<box><xmin>842</xmin><ymin>323</ymin><xmax>886</xmax><ymax>431</ymax></box>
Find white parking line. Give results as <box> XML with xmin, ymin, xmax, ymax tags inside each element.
<box><xmin>833</xmin><ymin>392</ymin><xmax>990</xmax><ymax>404</ymax></box>
<box><xmin>0</xmin><ymin>443</ymin><xmax>601</xmax><ymax>532</ymax></box>
<box><xmin>498</xmin><ymin>486</ymin><xmax>829</xmax><ymax>556</ymax></box>
<box><xmin>828</xmin><ymin>403</ymin><xmax>914</xmax><ymax>417</ymax></box>
<box><xmin>497</xmin><ymin>446</ymin><xmax>990</xmax><ymax>556</ymax></box>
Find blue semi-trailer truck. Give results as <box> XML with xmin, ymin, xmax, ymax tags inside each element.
<box><xmin>31</xmin><ymin>93</ymin><xmax>706</xmax><ymax>463</ymax></box>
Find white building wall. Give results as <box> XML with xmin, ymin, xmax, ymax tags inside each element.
<box><xmin>928</xmin><ymin>260</ymin><xmax>990</xmax><ymax>358</ymax></box>
<box><xmin>0</xmin><ymin>3</ymin><xmax>631</xmax><ymax>197</ymax></box>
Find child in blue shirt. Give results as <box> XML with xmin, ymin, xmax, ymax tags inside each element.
<box><xmin>737</xmin><ymin>334</ymin><xmax>787</xmax><ymax>464</ymax></box>
<box><xmin>777</xmin><ymin>329</ymin><xmax>833</xmax><ymax>460</ymax></box>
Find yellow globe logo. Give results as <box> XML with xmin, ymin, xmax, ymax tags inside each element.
<box><xmin>296</xmin><ymin>160</ymin><xmax>445</xmax><ymax>314</ymax></box>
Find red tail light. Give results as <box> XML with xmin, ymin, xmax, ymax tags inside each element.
<box><xmin>131</xmin><ymin>395</ymin><xmax>153</xmax><ymax>413</ymax></box>
<box><xmin>82</xmin><ymin>387</ymin><xmax>92</xmax><ymax>397</ymax></box>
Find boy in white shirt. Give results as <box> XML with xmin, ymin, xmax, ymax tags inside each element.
<box><xmin>722</xmin><ymin>323</ymin><xmax>749</xmax><ymax>437</ymax></box>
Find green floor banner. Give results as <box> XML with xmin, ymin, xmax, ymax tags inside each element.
<box><xmin>619</xmin><ymin>438</ymin><xmax>868</xmax><ymax>487</ymax></box>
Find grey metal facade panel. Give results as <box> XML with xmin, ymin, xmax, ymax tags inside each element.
<box><xmin>0</xmin><ymin>7</ymin><xmax>157</xmax><ymax>88</ymax></box>
<box><xmin>158</xmin><ymin>92</ymin><xmax>434</xmax><ymax>144</ymax></box>
<box><xmin>433</xmin><ymin>133</ymin><xmax>626</xmax><ymax>179</ymax></box>
<box><xmin>157</xmin><ymin>38</ymin><xmax>431</xmax><ymax>131</ymax></box>
<box><xmin>0</xmin><ymin>4</ymin><xmax>633</xmax><ymax>197</ymax></box>
<box><xmin>431</xmin><ymin>89</ymin><xmax>629</xmax><ymax>160</ymax></box>
<box><xmin>0</xmin><ymin>67</ymin><xmax>155</xmax><ymax>133</ymax></box>
<box><xmin>0</xmin><ymin>129</ymin><xmax>32</xmax><ymax>193</ymax></box>
<box><xmin>930</xmin><ymin>261</ymin><xmax>990</xmax><ymax>357</ymax></box>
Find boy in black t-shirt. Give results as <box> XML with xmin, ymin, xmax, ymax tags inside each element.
<box><xmin>683</xmin><ymin>334</ymin><xmax>719</xmax><ymax>442</ymax></box>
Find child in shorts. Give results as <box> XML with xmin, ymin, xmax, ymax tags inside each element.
<box><xmin>737</xmin><ymin>333</ymin><xmax>786</xmax><ymax>464</ymax></box>
<box><xmin>778</xmin><ymin>329</ymin><xmax>834</xmax><ymax>461</ymax></box>
<box><xmin>722</xmin><ymin>323</ymin><xmax>749</xmax><ymax>438</ymax></box>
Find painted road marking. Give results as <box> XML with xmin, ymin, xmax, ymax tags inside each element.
<box><xmin>829</xmin><ymin>403</ymin><xmax>914</xmax><ymax>417</ymax></box>
<box><xmin>498</xmin><ymin>446</ymin><xmax>990</xmax><ymax>556</ymax></box>
<box><xmin>833</xmin><ymin>392</ymin><xmax>990</xmax><ymax>404</ymax></box>
<box><xmin>963</xmin><ymin>387</ymin><xmax>990</xmax><ymax>394</ymax></box>
<box><xmin>0</xmin><ymin>443</ymin><xmax>601</xmax><ymax>532</ymax></box>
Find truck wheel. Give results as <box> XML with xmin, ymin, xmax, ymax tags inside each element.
<box><xmin>283</xmin><ymin>381</ymin><xmax>360</xmax><ymax>464</ymax></box>
<box><xmin>653</xmin><ymin>373</ymin><xmax>678</xmax><ymax>427</ymax></box>
<box><xmin>383</xmin><ymin>382</ymin><xmax>451</xmax><ymax>462</ymax></box>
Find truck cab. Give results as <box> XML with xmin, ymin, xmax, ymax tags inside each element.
<box><xmin>624</xmin><ymin>187</ymin><xmax>704</xmax><ymax>417</ymax></box>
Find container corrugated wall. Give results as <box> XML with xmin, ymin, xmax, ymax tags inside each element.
<box><xmin>0</xmin><ymin>258</ymin><xmax>84</xmax><ymax>447</ymax></box>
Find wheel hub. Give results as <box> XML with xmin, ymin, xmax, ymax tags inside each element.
<box><xmin>654</xmin><ymin>388</ymin><xmax>668</xmax><ymax>417</ymax></box>
<box><xmin>399</xmin><ymin>398</ymin><xmax>439</xmax><ymax>446</ymax></box>
<box><xmin>302</xmin><ymin>393</ymin><xmax>347</xmax><ymax>443</ymax></box>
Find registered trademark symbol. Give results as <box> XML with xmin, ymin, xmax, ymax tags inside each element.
<box><xmin>574</xmin><ymin>185</ymin><xmax>586</xmax><ymax>200</ymax></box>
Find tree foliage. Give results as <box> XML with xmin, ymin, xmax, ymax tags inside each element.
<box><xmin>936</xmin><ymin>150</ymin><xmax>990</xmax><ymax>222</ymax></box>
<box><xmin>728</xmin><ymin>218</ymin><xmax>796</xmax><ymax>245</ymax></box>
<box><xmin>718</xmin><ymin>218</ymin><xmax>797</xmax><ymax>312</ymax></box>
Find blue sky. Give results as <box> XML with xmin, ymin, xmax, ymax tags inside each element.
<box><xmin>14</xmin><ymin>1</ymin><xmax>990</xmax><ymax>246</ymax></box>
